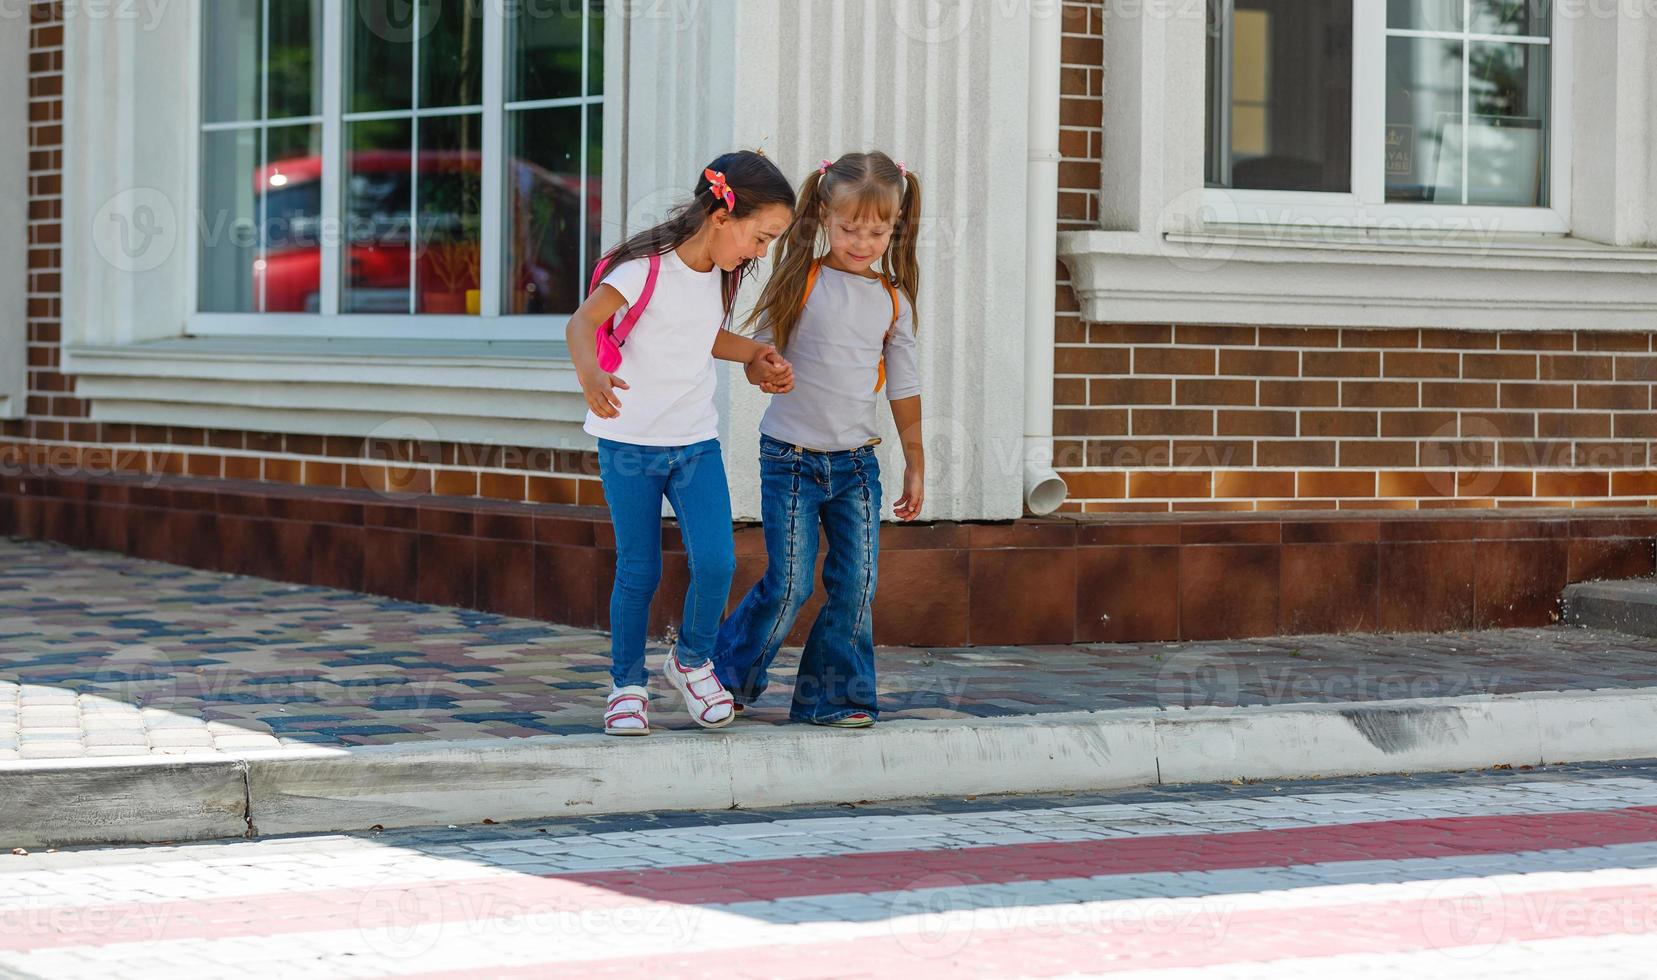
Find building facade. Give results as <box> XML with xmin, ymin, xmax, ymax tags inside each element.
<box><xmin>4</xmin><ymin>0</ymin><xmax>1657</xmax><ymax>644</ymax></box>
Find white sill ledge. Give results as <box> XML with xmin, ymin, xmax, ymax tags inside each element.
<box><xmin>61</xmin><ymin>335</ymin><xmax>592</xmax><ymax>447</ymax></box>
<box><xmin>1058</xmin><ymin>230</ymin><xmax>1657</xmax><ymax>331</ymax></box>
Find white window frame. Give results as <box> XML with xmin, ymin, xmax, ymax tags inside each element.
<box><xmin>186</xmin><ymin>0</ymin><xmax>603</xmax><ymax>341</ymax></box>
<box><xmin>1203</xmin><ymin>0</ymin><xmax>1571</xmax><ymax>236</ymax></box>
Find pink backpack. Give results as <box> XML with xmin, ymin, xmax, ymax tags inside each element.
<box><xmin>588</xmin><ymin>253</ymin><xmax>662</xmax><ymax>373</ymax></box>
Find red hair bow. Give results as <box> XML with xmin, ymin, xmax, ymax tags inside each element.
<box><xmin>705</xmin><ymin>169</ymin><xmax>736</xmax><ymax>213</ymax></box>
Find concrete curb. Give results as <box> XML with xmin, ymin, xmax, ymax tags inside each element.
<box><xmin>7</xmin><ymin>686</ymin><xmax>1657</xmax><ymax>848</ymax></box>
<box><xmin>1562</xmin><ymin>579</ymin><xmax>1657</xmax><ymax>637</ymax></box>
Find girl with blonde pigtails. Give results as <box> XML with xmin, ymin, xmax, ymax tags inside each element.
<box><xmin>714</xmin><ymin>151</ymin><xmax>926</xmax><ymax>728</ymax></box>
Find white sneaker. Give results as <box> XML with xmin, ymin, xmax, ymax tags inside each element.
<box><xmin>604</xmin><ymin>686</ymin><xmax>650</xmax><ymax>736</ymax></box>
<box><xmin>661</xmin><ymin>645</ymin><xmax>735</xmax><ymax>729</ymax></box>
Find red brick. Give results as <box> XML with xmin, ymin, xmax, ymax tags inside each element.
<box><xmin>1130</xmin><ymin>409</ymin><xmax>1213</xmax><ymax>436</ymax></box>
<box><xmin>1088</xmin><ymin>323</ymin><xmax>1171</xmax><ymax>344</ymax></box>
<box><xmin>1260</xmin><ymin>380</ymin><xmax>1338</xmax><ymax>407</ymax></box>
<box><xmin>1499</xmin><ymin>382</ymin><xmax>1574</xmax><ymax>410</ymax></box>
<box><xmin>1256</xmin><ymin>440</ymin><xmax>1336</xmax><ymax>467</ymax></box>
<box><xmin>1055</xmin><ymin>409</ymin><xmax>1128</xmax><ymax>436</ymax></box>
<box><xmin>1339</xmin><ymin>441</ymin><xmax>1417</xmax><ymax>467</ymax></box>
<box><xmin>1342</xmin><ymin>328</ymin><xmax>1421</xmax><ymax>349</ymax></box>
<box><xmin>1175</xmin><ymin>379</ymin><xmax>1256</xmax><ymax>405</ymax></box>
<box><xmin>1090</xmin><ymin>378</ymin><xmax>1171</xmax><ymax>405</ymax></box>
<box><xmin>1422</xmin><ymin>382</ymin><xmax>1498</xmax><ymax>408</ymax></box>
<box><xmin>1056</xmin><ymin>347</ymin><xmax>1130</xmax><ymax>374</ymax></box>
<box><xmin>1538</xmin><ymin>413</ymin><xmax>1610</xmax><ymax>439</ymax></box>
<box><xmin>1383</xmin><ymin>351</ymin><xmax>1461</xmax><ymax>379</ymax></box>
<box><xmin>1496</xmin><ymin>331</ymin><xmax>1574</xmax><ymax>351</ymax></box>
<box><xmin>1133</xmin><ymin>347</ymin><xmax>1215</xmax><ymax>376</ymax></box>
<box><xmin>1303</xmin><ymin>350</ymin><xmax>1381</xmax><ymax>378</ymax></box>
<box><xmin>1128</xmin><ymin>471</ymin><xmax>1211</xmax><ymax>499</ymax></box>
<box><xmin>1087</xmin><ymin>439</ymin><xmax>1173</xmax><ymax>468</ymax></box>
<box><xmin>1421</xmin><ymin>329</ymin><xmax>1500</xmax><ymax>350</ymax></box>
<box><xmin>1464</xmin><ymin>353</ymin><xmax>1538</xmax><ymax>380</ymax></box>
<box><xmin>1171</xmin><ymin>440</ymin><xmax>1253</xmax><ymax>468</ymax></box>
<box><xmin>1258</xmin><ymin>326</ymin><xmax>1339</xmax><ymax>347</ymax></box>
<box><xmin>1213</xmin><ymin>471</ymin><xmax>1295</xmax><ymax>499</ymax></box>
<box><xmin>1342</xmin><ymin>381</ymin><xmax>1419</xmax><ymax>408</ymax></box>
<box><xmin>1302</xmin><ymin>411</ymin><xmax>1378</xmax><ymax>438</ymax></box>
<box><xmin>1536</xmin><ymin>472</ymin><xmax>1610</xmax><ymax>497</ymax></box>
<box><xmin>1298</xmin><ymin>471</ymin><xmax>1377</xmax><ymax>498</ymax></box>
<box><xmin>1175</xmin><ymin>325</ymin><xmax>1256</xmax><ymax>346</ymax></box>
<box><xmin>1381</xmin><ymin>411</ymin><xmax>1458</xmax><ymax>438</ymax></box>
<box><xmin>1216</xmin><ymin>409</ymin><xmax>1296</xmax><ymax>437</ymax></box>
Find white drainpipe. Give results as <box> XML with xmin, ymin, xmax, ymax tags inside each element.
<box><xmin>1022</xmin><ymin>3</ymin><xmax>1069</xmax><ymax>516</ymax></box>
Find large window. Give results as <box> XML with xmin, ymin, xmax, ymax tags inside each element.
<box><xmin>1205</xmin><ymin>0</ymin><xmax>1563</xmax><ymax>231</ymax></box>
<box><xmin>196</xmin><ymin>0</ymin><xmax>604</xmax><ymax>336</ymax></box>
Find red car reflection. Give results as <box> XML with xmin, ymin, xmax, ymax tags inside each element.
<box><xmin>252</xmin><ymin>151</ymin><xmax>599</xmax><ymax>315</ymax></box>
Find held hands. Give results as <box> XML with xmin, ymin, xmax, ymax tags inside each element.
<box><xmin>893</xmin><ymin>464</ymin><xmax>924</xmax><ymax>521</ymax></box>
<box><xmin>578</xmin><ymin>365</ymin><xmax>629</xmax><ymax>419</ymax></box>
<box><xmin>746</xmin><ymin>345</ymin><xmax>795</xmax><ymax>394</ymax></box>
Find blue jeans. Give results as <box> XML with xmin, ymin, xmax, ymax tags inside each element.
<box><xmin>714</xmin><ymin>435</ymin><xmax>881</xmax><ymax>723</ymax></box>
<box><xmin>598</xmin><ymin>438</ymin><xmax>736</xmax><ymax>690</ymax></box>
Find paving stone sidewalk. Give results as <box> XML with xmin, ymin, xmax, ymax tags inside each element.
<box><xmin>5</xmin><ymin>536</ymin><xmax>1657</xmax><ymax>762</ymax></box>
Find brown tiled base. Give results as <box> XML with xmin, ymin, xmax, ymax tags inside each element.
<box><xmin>2</xmin><ymin>471</ymin><xmax>1652</xmax><ymax>645</ymax></box>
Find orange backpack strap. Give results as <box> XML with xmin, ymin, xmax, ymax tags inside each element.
<box><xmin>800</xmin><ymin>260</ymin><xmax>821</xmax><ymax>311</ymax></box>
<box><xmin>875</xmin><ymin>276</ymin><xmax>900</xmax><ymax>394</ymax></box>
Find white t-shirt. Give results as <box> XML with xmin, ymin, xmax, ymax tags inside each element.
<box><xmin>582</xmin><ymin>250</ymin><xmax>725</xmax><ymax>447</ymax></box>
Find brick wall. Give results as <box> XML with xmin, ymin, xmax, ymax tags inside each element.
<box><xmin>1</xmin><ymin>0</ymin><xmax>602</xmax><ymax>509</ymax></box>
<box><xmin>1051</xmin><ymin>324</ymin><xmax>1657</xmax><ymax>512</ymax></box>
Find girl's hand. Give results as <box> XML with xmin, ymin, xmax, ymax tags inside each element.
<box><xmin>746</xmin><ymin>347</ymin><xmax>794</xmax><ymax>394</ymax></box>
<box><xmin>893</xmin><ymin>465</ymin><xmax>924</xmax><ymax>521</ymax></box>
<box><xmin>579</xmin><ymin>366</ymin><xmax>629</xmax><ymax>419</ymax></box>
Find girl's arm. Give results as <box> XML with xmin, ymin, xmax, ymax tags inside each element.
<box><xmin>889</xmin><ymin>395</ymin><xmax>924</xmax><ymax>521</ymax></box>
<box><xmin>566</xmin><ymin>284</ymin><xmax>629</xmax><ymax>419</ymax></box>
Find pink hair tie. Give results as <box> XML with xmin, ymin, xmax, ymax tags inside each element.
<box><xmin>704</xmin><ymin>168</ymin><xmax>736</xmax><ymax>212</ymax></box>
<box><xmin>898</xmin><ymin>161</ymin><xmax>908</xmax><ymax>178</ymax></box>
<box><xmin>819</xmin><ymin>159</ymin><xmax>833</xmax><ymax>175</ymax></box>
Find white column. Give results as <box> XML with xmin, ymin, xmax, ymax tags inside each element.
<box><xmin>0</xmin><ymin>9</ymin><xmax>26</xmax><ymax>419</ymax></box>
<box><xmin>1569</xmin><ymin>11</ymin><xmax>1656</xmax><ymax>247</ymax></box>
<box><xmin>59</xmin><ymin>0</ymin><xmax>196</xmax><ymax>350</ymax></box>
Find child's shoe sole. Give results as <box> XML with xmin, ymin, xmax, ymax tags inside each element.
<box><xmin>812</xmin><ymin>713</ymin><xmax>875</xmax><ymax>729</ymax></box>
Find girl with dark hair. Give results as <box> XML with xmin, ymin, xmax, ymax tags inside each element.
<box><xmin>565</xmin><ymin>150</ymin><xmax>796</xmax><ymax>736</ymax></box>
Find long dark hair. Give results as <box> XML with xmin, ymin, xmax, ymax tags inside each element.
<box><xmin>595</xmin><ymin>150</ymin><xmax>796</xmax><ymax>319</ymax></box>
<box><xmin>748</xmin><ymin>151</ymin><xmax>921</xmax><ymax>353</ymax></box>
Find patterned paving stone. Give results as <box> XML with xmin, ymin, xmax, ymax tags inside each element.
<box><xmin>5</xmin><ymin>537</ymin><xmax>1657</xmax><ymax>759</ymax></box>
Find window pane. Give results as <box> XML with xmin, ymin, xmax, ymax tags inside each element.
<box><xmin>268</xmin><ymin>0</ymin><xmax>322</xmax><ymax>119</ymax></box>
<box><xmin>202</xmin><ymin>0</ymin><xmax>261</xmax><ymax>124</ymax></box>
<box><xmin>343</xmin><ymin>120</ymin><xmax>413</xmax><ymax>313</ymax></box>
<box><xmin>260</xmin><ymin>124</ymin><xmax>323</xmax><ymax>312</ymax></box>
<box><xmin>1472</xmin><ymin>0</ymin><xmax>1550</xmax><ymax>36</ymax></box>
<box><xmin>586</xmin><ymin>104</ymin><xmax>603</xmax><ymax>277</ymax></box>
<box><xmin>349</xmin><ymin>0</ymin><xmax>413</xmax><ymax>113</ymax></box>
<box><xmin>505</xmin><ymin>107</ymin><xmax>581</xmax><ymax>314</ymax></box>
<box><xmin>1466</xmin><ymin>41</ymin><xmax>1549</xmax><ymax>205</ymax></box>
<box><xmin>199</xmin><ymin>129</ymin><xmax>260</xmax><ymax>312</ymax></box>
<box><xmin>588</xmin><ymin>0</ymin><xmax>603</xmax><ymax>96</ymax></box>
<box><xmin>1387</xmin><ymin>0</ymin><xmax>1463</xmax><ymax>32</ymax></box>
<box><xmin>416</xmin><ymin>114</ymin><xmax>483</xmax><ymax>315</ymax></box>
<box><xmin>1385</xmin><ymin>36</ymin><xmax>1465</xmax><ymax>203</ymax></box>
<box><xmin>421</xmin><ymin>0</ymin><xmax>485</xmax><ymax>109</ymax></box>
<box><xmin>510</xmin><ymin>2</ymin><xmax>583</xmax><ymax>102</ymax></box>
<box><xmin>1205</xmin><ymin>0</ymin><xmax>1352</xmax><ymax>193</ymax></box>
